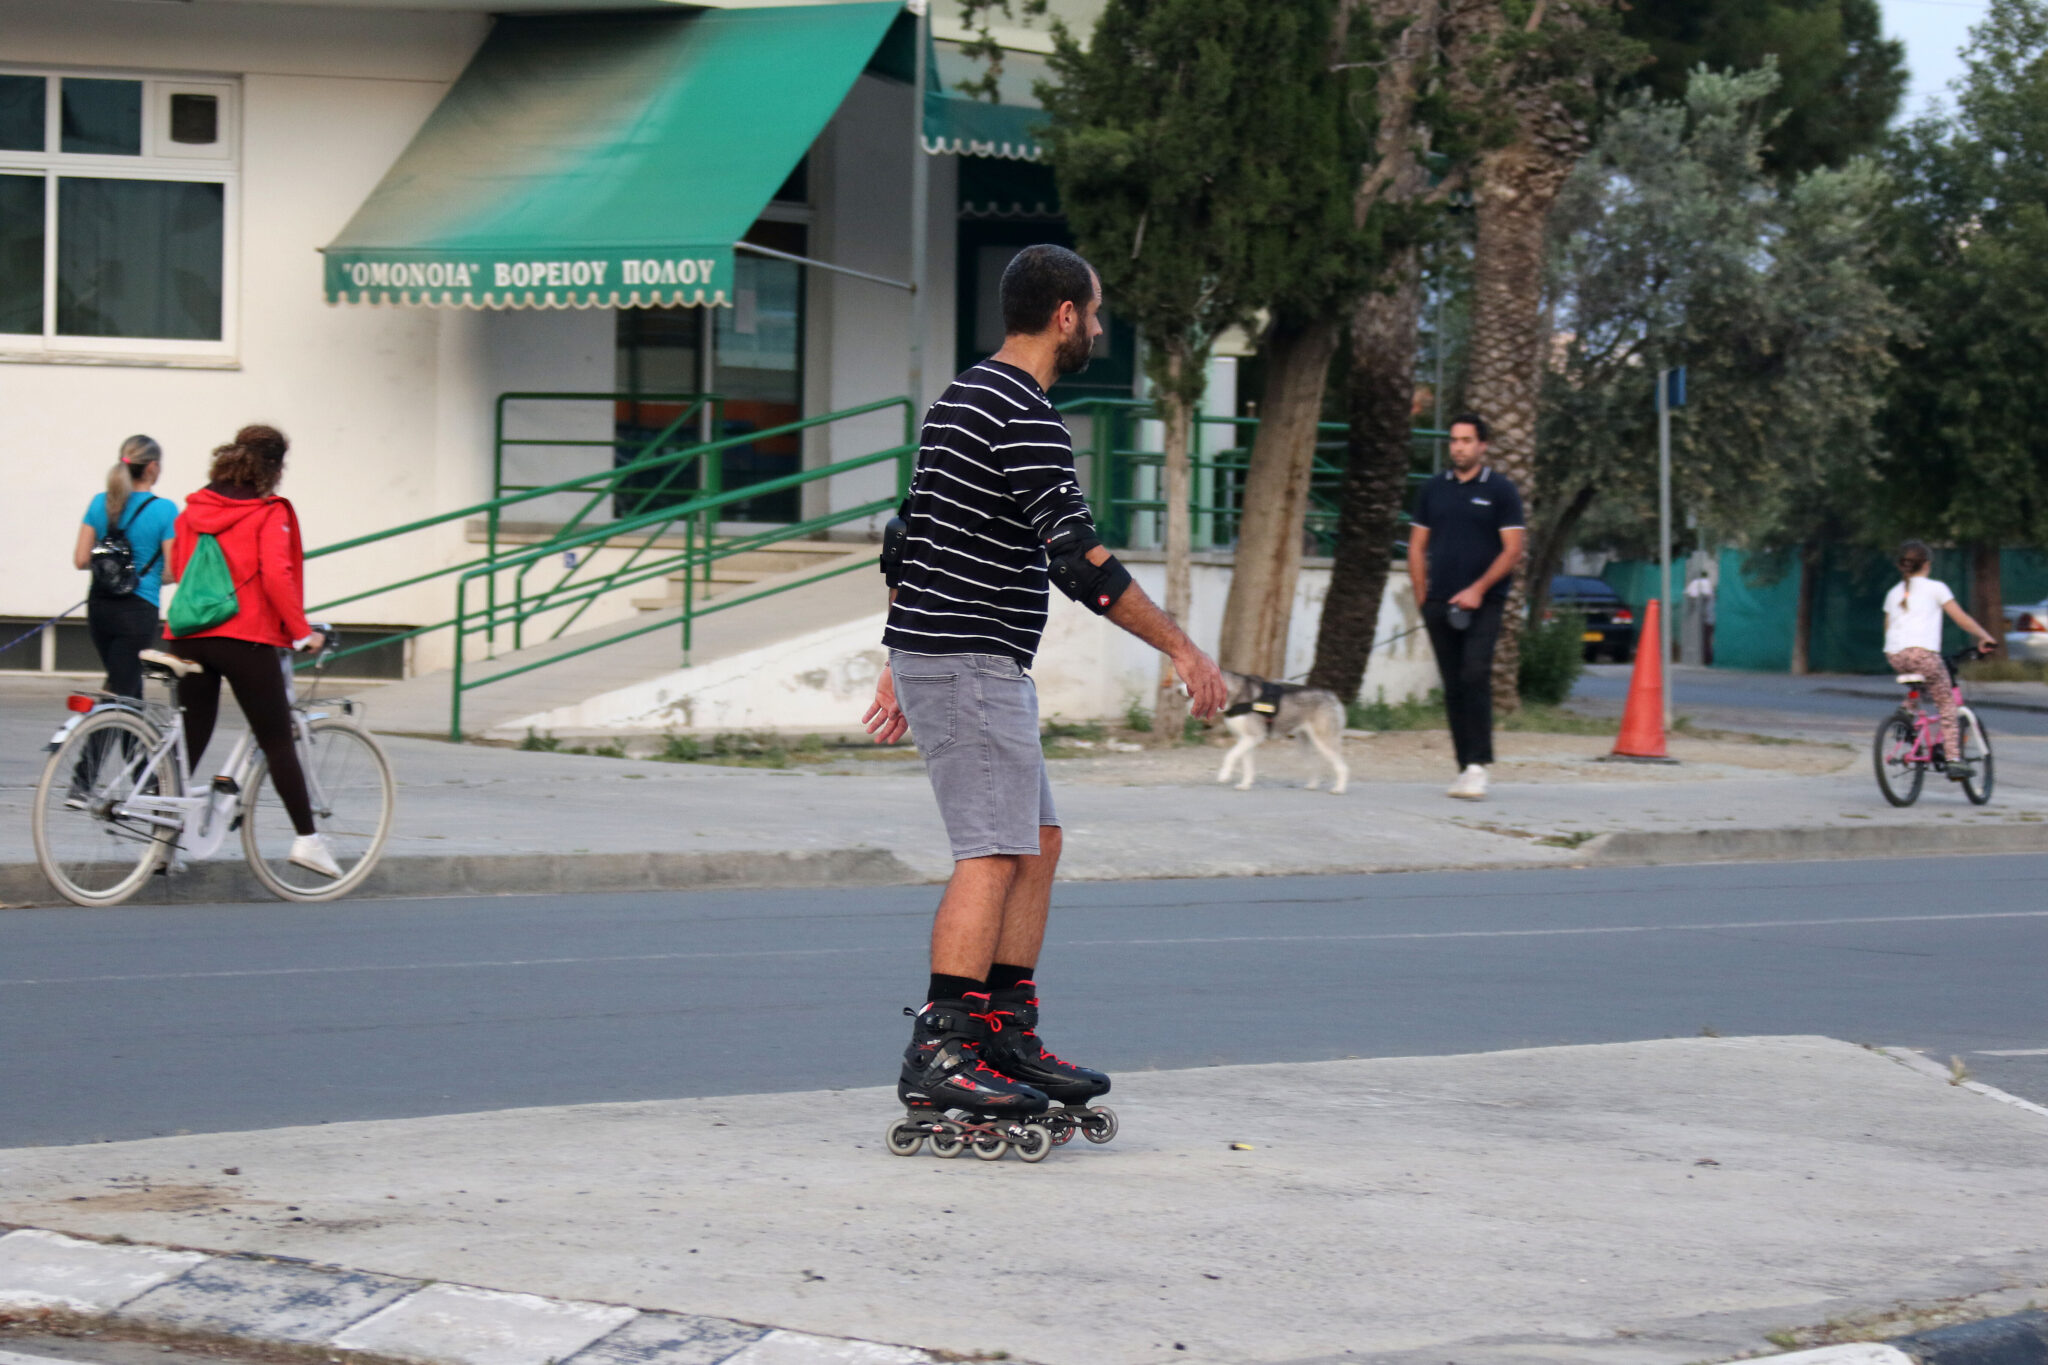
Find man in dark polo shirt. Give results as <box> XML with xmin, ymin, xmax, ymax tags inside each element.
<box><xmin>1408</xmin><ymin>413</ymin><xmax>1526</xmax><ymax>800</ymax></box>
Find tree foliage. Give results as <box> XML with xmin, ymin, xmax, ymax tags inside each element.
<box><xmin>1874</xmin><ymin>0</ymin><xmax>2048</xmax><ymax>555</ymax></box>
<box><xmin>1620</xmin><ymin>0</ymin><xmax>1906</xmax><ymax>176</ymax></box>
<box><xmin>1534</xmin><ymin>66</ymin><xmax>1903</xmax><ymax>605</ymax></box>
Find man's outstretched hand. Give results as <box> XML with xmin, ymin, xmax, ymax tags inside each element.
<box><xmin>1175</xmin><ymin>647</ymin><xmax>1228</xmax><ymax>720</ymax></box>
<box><xmin>862</xmin><ymin>667</ymin><xmax>909</xmax><ymax>745</ymax></box>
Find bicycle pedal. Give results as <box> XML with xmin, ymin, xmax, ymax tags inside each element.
<box><xmin>210</xmin><ymin>775</ymin><xmax>240</xmax><ymax>794</ymax></box>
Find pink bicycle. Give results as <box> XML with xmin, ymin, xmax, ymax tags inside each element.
<box><xmin>1873</xmin><ymin>646</ymin><xmax>1994</xmax><ymax>807</ymax></box>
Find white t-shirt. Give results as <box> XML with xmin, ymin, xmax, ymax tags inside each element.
<box><xmin>1882</xmin><ymin>576</ymin><xmax>1954</xmax><ymax>655</ymax></box>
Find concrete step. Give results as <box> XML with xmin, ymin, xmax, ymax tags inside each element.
<box><xmin>360</xmin><ymin>545</ymin><xmax>883</xmax><ymax>740</ymax></box>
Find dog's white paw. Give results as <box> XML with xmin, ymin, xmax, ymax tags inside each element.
<box><xmin>1234</xmin><ymin>779</ymin><xmax>1253</xmax><ymax>791</ymax></box>
<box><xmin>1330</xmin><ymin>783</ymin><xmax>1348</xmax><ymax>796</ymax></box>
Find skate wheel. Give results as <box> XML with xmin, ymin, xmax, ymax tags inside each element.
<box><xmin>1082</xmin><ymin>1106</ymin><xmax>1119</xmax><ymax>1144</ymax></box>
<box><xmin>971</xmin><ymin>1130</ymin><xmax>1008</xmax><ymax>1160</ymax></box>
<box><xmin>1015</xmin><ymin>1124</ymin><xmax>1054</xmax><ymax>1163</ymax></box>
<box><xmin>929</xmin><ymin>1122</ymin><xmax>967</xmax><ymax>1158</ymax></box>
<box><xmin>884</xmin><ymin>1117</ymin><xmax>924</xmax><ymax>1157</ymax></box>
<box><xmin>1049</xmin><ymin>1120</ymin><xmax>1076</xmax><ymax>1146</ymax></box>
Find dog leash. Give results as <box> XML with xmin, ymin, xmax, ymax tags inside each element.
<box><xmin>0</xmin><ymin>601</ymin><xmax>87</xmax><ymax>658</ymax></box>
<box><xmin>1274</xmin><ymin>622</ymin><xmax>1426</xmax><ymax>685</ymax></box>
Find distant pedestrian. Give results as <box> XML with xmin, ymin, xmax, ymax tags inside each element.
<box><xmin>1882</xmin><ymin>540</ymin><xmax>1996</xmax><ymax>779</ymax></box>
<box><xmin>73</xmin><ymin>436</ymin><xmax>179</xmax><ymax>699</ymax></box>
<box><xmin>1408</xmin><ymin>414</ymin><xmax>1526</xmax><ymax>801</ymax></box>
<box><xmin>1685</xmin><ymin>568</ymin><xmax>1716</xmax><ymax>666</ymax></box>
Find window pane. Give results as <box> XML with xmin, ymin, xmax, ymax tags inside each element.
<box><xmin>0</xmin><ymin>75</ymin><xmax>45</xmax><ymax>152</ymax></box>
<box><xmin>0</xmin><ymin>174</ymin><xmax>44</xmax><ymax>335</ymax></box>
<box><xmin>57</xmin><ymin>177</ymin><xmax>222</xmax><ymax>340</ymax></box>
<box><xmin>61</xmin><ymin>79</ymin><xmax>142</xmax><ymax>156</ymax></box>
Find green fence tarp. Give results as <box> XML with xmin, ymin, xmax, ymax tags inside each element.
<box><xmin>1606</xmin><ymin>547</ymin><xmax>2048</xmax><ymax>674</ymax></box>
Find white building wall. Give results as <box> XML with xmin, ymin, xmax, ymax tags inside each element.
<box><xmin>0</xmin><ymin>1</ymin><xmax>490</xmax><ymax>652</ymax></box>
<box><xmin>814</xmin><ymin>76</ymin><xmax>958</xmax><ymax>531</ymax></box>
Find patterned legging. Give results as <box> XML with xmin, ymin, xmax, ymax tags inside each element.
<box><xmin>1887</xmin><ymin>647</ymin><xmax>1961</xmax><ymax>757</ymax></box>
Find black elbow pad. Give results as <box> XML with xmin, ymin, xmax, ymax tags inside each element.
<box><xmin>879</xmin><ymin>500</ymin><xmax>910</xmax><ymax>588</ymax></box>
<box><xmin>1045</xmin><ymin>525</ymin><xmax>1132</xmax><ymax>615</ymax></box>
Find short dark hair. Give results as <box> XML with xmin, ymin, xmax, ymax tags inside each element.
<box><xmin>1449</xmin><ymin>413</ymin><xmax>1490</xmax><ymax>443</ymax></box>
<box><xmin>1000</xmin><ymin>245</ymin><xmax>1096</xmax><ymax>337</ymax></box>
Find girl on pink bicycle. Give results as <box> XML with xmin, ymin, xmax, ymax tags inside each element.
<box><xmin>1882</xmin><ymin>541</ymin><xmax>1997</xmax><ymax>776</ymax></box>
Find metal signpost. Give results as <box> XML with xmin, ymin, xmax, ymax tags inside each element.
<box><xmin>1657</xmin><ymin>366</ymin><xmax>1686</xmax><ymax>729</ymax></box>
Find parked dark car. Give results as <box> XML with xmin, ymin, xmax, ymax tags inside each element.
<box><xmin>1546</xmin><ymin>575</ymin><xmax>1638</xmax><ymax>662</ymax></box>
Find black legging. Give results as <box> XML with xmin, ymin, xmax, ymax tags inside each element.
<box><xmin>168</xmin><ymin>635</ymin><xmax>316</xmax><ymax>836</ymax></box>
<box><xmin>87</xmin><ymin>594</ymin><xmax>161</xmax><ymax>699</ymax></box>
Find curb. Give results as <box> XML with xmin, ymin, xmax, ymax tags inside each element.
<box><xmin>0</xmin><ymin>848</ymin><xmax>922</xmax><ymax>909</ymax></box>
<box><xmin>0</xmin><ymin>1226</ymin><xmax>943</xmax><ymax>1365</ymax></box>
<box><xmin>1588</xmin><ymin>822</ymin><xmax>2048</xmax><ymax>865</ymax></box>
<box><xmin>1748</xmin><ymin>1310</ymin><xmax>2048</xmax><ymax>1363</ymax></box>
<box><xmin>8</xmin><ymin>817</ymin><xmax>2048</xmax><ymax>908</ymax></box>
<box><xmin>1815</xmin><ymin>685</ymin><xmax>2048</xmax><ymax>716</ymax></box>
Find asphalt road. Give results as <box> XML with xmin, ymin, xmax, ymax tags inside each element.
<box><xmin>4</xmin><ymin>854</ymin><xmax>2044</xmax><ymax>1148</ymax></box>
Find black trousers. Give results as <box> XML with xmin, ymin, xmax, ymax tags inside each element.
<box><xmin>86</xmin><ymin>594</ymin><xmax>162</xmax><ymax>699</ymax></box>
<box><xmin>168</xmin><ymin>635</ymin><xmax>316</xmax><ymax>836</ymax></box>
<box><xmin>1422</xmin><ymin>595</ymin><xmax>1505</xmax><ymax>771</ymax></box>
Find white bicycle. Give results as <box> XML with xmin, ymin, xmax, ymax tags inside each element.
<box><xmin>32</xmin><ymin>629</ymin><xmax>395</xmax><ymax>906</ymax></box>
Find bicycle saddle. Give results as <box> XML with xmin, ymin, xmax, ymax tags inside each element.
<box><xmin>1894</xmin><ymin>673</ymin><xmax>1926</xmax><ymax>684</ymax></box>
<box><xmin>138</xmin><ymin>649</ymin><xmax>202</xmax><ymax>679</ymax></box>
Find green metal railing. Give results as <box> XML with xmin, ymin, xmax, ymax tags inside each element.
<box><xmin>1061</xmin><ymin>397</ymin><xmax>1445</xmax><ymax>554</ymax></box>
<box><xmin>302</xmin><ymin>395</ymin><xmax>913</xmax><ymax>680</ymax></box>
<box><xmin>448</xmin><ymin>432</ymin><xmax>914</xmax><ymax>739</ymax></box>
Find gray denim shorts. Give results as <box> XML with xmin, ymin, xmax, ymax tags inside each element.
<box><xmin>890</xmin><ymin>650</ymin><xmax>1058</xmax><ymax>860</ymax></box>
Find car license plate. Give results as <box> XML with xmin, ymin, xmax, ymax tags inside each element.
<box><xmin>1581</xmin><ymin>631</ymin><xmax>1603</xmax><ymax>642</ymax></box>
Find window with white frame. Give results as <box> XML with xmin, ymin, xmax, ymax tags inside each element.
<box><xmin>0</xmin><ymin>69</ymin><xmax>237</xmax><ymax>361</ymax></box>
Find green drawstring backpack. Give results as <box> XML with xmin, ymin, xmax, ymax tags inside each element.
<box><xmin>166</xmin><ymin>533</ymin><xmax>238</xmax><ymax>637</ymax></box>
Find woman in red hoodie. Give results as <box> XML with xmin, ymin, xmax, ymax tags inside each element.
<box><xmin>166</xmin><ymin>424</ymin><xmax>339</xmax><ymax>879</ymax></box>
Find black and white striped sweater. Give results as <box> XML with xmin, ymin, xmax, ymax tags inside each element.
<box><xmin>882</xmin><ymin>360</ymin><xmax>1097</xmax><ymax>667</ymax></box>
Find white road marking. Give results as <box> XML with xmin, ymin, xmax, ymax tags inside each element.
<box><xmin>4</xmin><ymin>907</ymin><xmax>2047</xmax><ymax>988</ymax></box>
<box><xmin>1974</xmin><ymin>1047</ymin><xmax>2048</xmax><ymax>1056</ymax></box>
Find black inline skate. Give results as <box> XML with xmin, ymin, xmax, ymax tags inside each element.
<box><xmin>983</xmin><ymin>980</ymin><xmax>1118</xmax><ymax>1147</ymax></box>
<box><xmin>887</xmin><ymin>994</ymin><xmax>1056</xmax><ymax>1162</ymax></box>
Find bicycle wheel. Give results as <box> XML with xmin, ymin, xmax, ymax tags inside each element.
<box><xmin>1872</xmin><ymin>711</ymin><xmax>1924</xmax><ymax>807</ymax></box>
<box><xmin>1960</xmin><ymin>710</ymin><xmax>1995</xmax><ymax>805</ymax></box>
<box><xmin>241</xmin><ymin>717</ymin><xmax>394</xmax><ymax>902</ymax></box>
<box><xmin>32</xmin><ymin>708</ymin><xmax>183</xmax><ymax>906</ymax></box>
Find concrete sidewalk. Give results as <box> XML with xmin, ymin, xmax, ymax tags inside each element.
<box><xmin>4</xmin><ymin>1036</ymin><xmax>2046</xmax><ymax>1365</ymax></box>
<box><xmin>5</xmin><ymin>674</ymin><xmax>2048</xmax><ymax>906</ymax></box>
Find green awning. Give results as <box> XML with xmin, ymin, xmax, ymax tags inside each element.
<box><xmin>923</xmin><ymin>38</ymin><xmax>1048</xmax><ymax>161</ymax></box>
<box><xmin>323</xmin><ymin>3</ymin><xmax>902</xmax><ymax>309</ymax></box>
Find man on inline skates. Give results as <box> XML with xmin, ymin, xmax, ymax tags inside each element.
<box><xmin>862</xmin><ymin>245</ymin><xmax>1227</xmax><ymax>1156</ymax></box>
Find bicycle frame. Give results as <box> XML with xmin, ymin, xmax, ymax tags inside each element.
<box><xmin>1888</xmin><ymin>663</ymin><xmax>1977</xmax><ymax>768</ymax></box>
<box><xmin>59</xmin><ymin>672</ymin><xmax>356</xmax><ymax>863</ymax></box>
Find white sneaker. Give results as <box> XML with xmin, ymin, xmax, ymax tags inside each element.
<box><xmin>288</xmin><ymin>833</ymin><xmax>343</xmax><ymax>879</ymax></box>
<box><xmin>1447</xmin><ymin>764</ymin><xmax>1488</xmax><ymax>800</ymax></box>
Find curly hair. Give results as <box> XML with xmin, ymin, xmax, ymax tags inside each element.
<box><xmin>208</xmin><ymin>424</ymin><xmax>289</xmax><ymax>495</ymax></box>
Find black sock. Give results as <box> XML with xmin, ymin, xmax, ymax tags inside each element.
<box><xmin>986</xmin><ymin>962</ymin><xmax>1035</xmax><ymax>995</ymax></box>
<box><xmin>927</xmin><ymin>973</ymin><xmax>985</xmax><ymax>1003</ymax></box>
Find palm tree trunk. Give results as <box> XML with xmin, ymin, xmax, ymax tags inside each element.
<box><xmin>1217</xmin><ymin>315</ymin><xmax>1342</xmax><ymax>677</ymax></box>
<box><xmin>1467</xmin><ymin>138</ymin><xmax>1581</xmax><ymax>714</ymax></box>
<box><xmin>1308</xmin><ymin>250</ymin><xmax>1425</xmax><ymax>699</ymax></box>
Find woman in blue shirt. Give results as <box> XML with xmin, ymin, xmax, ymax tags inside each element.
<box><xmin>72</xmin><ymin>436</ymin><xmax>180</xmax><ymax>698</ymax></box>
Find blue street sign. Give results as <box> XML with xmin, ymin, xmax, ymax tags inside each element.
<box><xmin>1662</xmin><ymin>367</ymin><xmax>1687</xmax><ymax>408</ymax></box>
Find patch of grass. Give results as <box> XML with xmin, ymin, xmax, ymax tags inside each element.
<box><xmin>1183</xmin><ymin>715</ymin><xmax>1207</xmax><ymax>743</ymax></box>
<box><xmin>1044</xmin><ymin>720</ymin><xmax>1106</xmax><ymax>742</ymax></box>
<box><xmin>1961</xmin><ymin>657</ymin><xmax>2048</xmax><ymax>683</ymax></box>
<box><xmin>518</xmin><ymin>729</ymin><xmax>562</xmax><ymax>752</ymax></box>
<box><xmin>1534</xmin><ymin>830</ymin><xmax>1599</xmax><ymax>849</ymax></box>
<box><xmin>650</xmin><ymin>731</ymin><xmax>790</xmax><ymax>769</ymax></box>
<box><xmin>590</xmin><ymin>742</ymin><xmax>626</xmax><ymax>759</ymax></box>
<box><xmin>1124</xmin><ymin>697</ymin><xmax>1153</xmax><ymax>733</ymax></box>
<box><xmin>1347</xmin><ymin>689</ymin><xmax>1446</xmax><ymax>731</ymax></box>
<box><xmin>1500</xmin><ymin>703</ymin><xmax>1618</xmax><ymax>736</ymax></box>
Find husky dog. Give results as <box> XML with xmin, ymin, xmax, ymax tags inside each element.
<box><xmin>1215</xmin><ymin>670</ymin><xmax>1349</xmax><ymax>795</ymax></box>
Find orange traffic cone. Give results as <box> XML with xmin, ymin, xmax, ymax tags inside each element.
<box><xmin>1609</xmin><ymin>597</ymin><xmax>1675</xmax><ymax>763</ymax></box>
